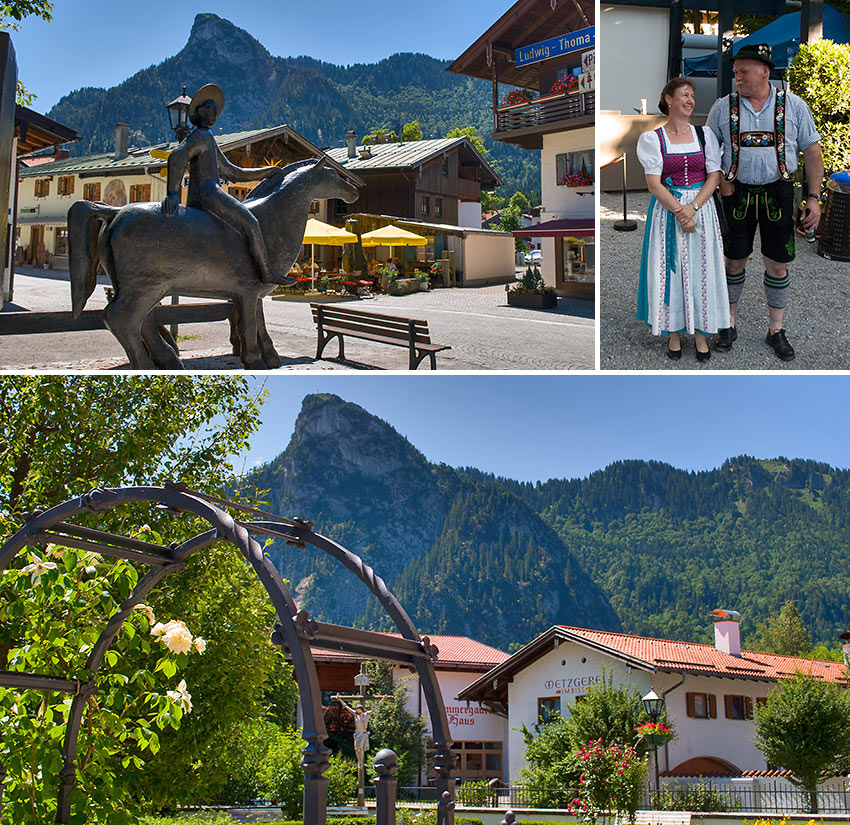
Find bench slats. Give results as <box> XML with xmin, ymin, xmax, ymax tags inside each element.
<box><xmin>310</xmin><ymin>302</ymin><xmax>449</xmax><ymax>370</ymax></box>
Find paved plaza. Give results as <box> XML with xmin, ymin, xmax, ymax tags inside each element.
<box><xmin>600</xmin><ymin>192</ymin><xmax>850</xmax><ymax>370</ymax></box>
<box><xmin>0</xmin><ymin>267</ymin><xmax>595</xmax><ymax>371</ymax></box>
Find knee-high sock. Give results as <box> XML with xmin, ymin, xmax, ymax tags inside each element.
<box><xmin>764</xmin><ymin>270</ymin><xmax>790</xmax><ymax>309</ymax></box>
<box><xmin>726</xmin><ymin>270</ymin><xmax>745</xmax><ymax>304</ymax></box>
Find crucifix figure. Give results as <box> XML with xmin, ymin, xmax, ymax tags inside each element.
<box><xmin>334</xmin><ymin>663</ymin><xmax>391</xmax><ymax>807</ymax></box>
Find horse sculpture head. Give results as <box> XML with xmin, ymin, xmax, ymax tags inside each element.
<box><xmin>245</xmin><ymin>157</ymin><xmax>359</xmax><ymax>207</ymax></box>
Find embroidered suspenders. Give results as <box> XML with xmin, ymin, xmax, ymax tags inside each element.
<box><xmin>725</xmin><ymin>89</ymin><xmax>790</xmax><ymax>182</ymax></box>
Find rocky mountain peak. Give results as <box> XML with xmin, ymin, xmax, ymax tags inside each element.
<box><xmin>184</xmin><ymin>13</ymin><xmax>271</xmax><ymax>65</ymax></box>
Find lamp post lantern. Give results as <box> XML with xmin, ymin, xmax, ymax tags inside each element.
<box><xmin>166</xmin><ymin>84</ymin><xmax>192</xmax><ymax>142</ymax></box>
<box><xmin>641</xmin><ymin>689</ymin><xmax>665</xmax><ymax>798</ymax></box>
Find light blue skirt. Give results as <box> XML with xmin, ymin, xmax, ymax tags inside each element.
<box><xmin>637</xmin><ymin>184</ymin><xmax>730</xmax><ymax>336</ymax></box>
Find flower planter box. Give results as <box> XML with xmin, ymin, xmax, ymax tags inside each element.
<box><xmin>508</xmin><ymin>292</ymin><xmax>558</xmax><ymax>309</ymax></box>
<box><xmin>388</xmin><ymin>278</ymin><xmax>420</xmax><ymax>296</ymax></box>
<box><xmin>641</xmin><ymin>733</ymin><xmax>673</xmax><ymax>747</ymax></box>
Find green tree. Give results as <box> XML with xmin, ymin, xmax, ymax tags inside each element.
<box><xmin>362</xmin><ymin>127</ymin><xmax>397</xmax><ymax>145</ymax></box>
<box><xmin>788</xmin><ymin>40</ymin><xmax>850</xmax><ymax>177</ymax></box>
<box><xmin>520</xmin><ymin>714</ymin><xmax>579</xmax><ymax>804</ymax></box>
<box><xmin>0</xmin><ymin>1</ymin><xmax>54</xmax><ymax>104</ymax></box>
<box><xmin>401</xmin><ymin>120</ymin><xmax>423</xmax><ymax>141</ymax></box>
<box><xmin>480</xmin><ymin>190</ymin><xmax>505</xmax><ymax>213</ymax></box>
<box><xmin>508</xmin><ymin>191</ymin><xmax>531</xmax><ymax>212</ymax></box>
<box><xmin>750</xmin><ymin>601</ymin><xmax>813</xmax><ymax>657</ymax></box>
<box><xmin>445</xmin><ymin>126</ymin><xmax>490</xmax><ymax>162</ymax></box>
<box><xmin>567</xmin><ymin>674</ymin><xmax>658</xmax><ymax>755</ymax></box>
<box><xmin>754</xmin><ymin>674</ymin><xmax>850</xmax><ymax>812</ymax></box>
<box><xmin>0</xmin><ymin>376</ymin><xmax>288</xmax><ymax>818</ymax></box>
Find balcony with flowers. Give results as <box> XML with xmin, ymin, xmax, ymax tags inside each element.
<box><xmin>494</xmin><ymin>74</ymin><xmax>594</xmax><ymax>147</ymax></box>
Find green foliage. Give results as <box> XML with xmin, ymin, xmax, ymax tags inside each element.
<box><xmin>0</xmin><ymin>545</ymin><xmax>200</xmax><ymax>824</ymax></box>
<box><xmin>754</xmin><ymin>674</ymin><xmax>850</xmax><ymax>812</ymax></box>
<box><xmin>445</xmin><ymin>126</ymin><xmax>491</xmax><ymax>164</ymax></box>
<box><xmin>656</xmin><ymin>782</ymin><xmax>739</xmax><ymax>812</ymax></box>
<box><xmin>788</xmin><ymin>40</ymin><xmax>850</xmax><ymax>177</ymax></box>
<box><xmin>326</xmin><ymin>755</ymin><xmax>358</xmax><ymax>806</ymax></box>
<box><xmin>511</xmin><ymin>265</ymin><xmax>552</xmax><ymax>295</ymax></box>
<box><xmin>0</xmin><ymin>0</ymin><xmax>52</xmax><ymax>30</ymax></box>
<box><xmin>520</xmin><ymin>715</ymin><xmax>580</xmax><ymax>805</ymax></box>
<box><xmin>402</xmin><ymin>120</ymin><xmax>423</xmax><ymax>141</ymax></box>
<box><xmin>480</xmin><ymin>191</ymin><xmax>505</xmax><ymax>212</ymax></box>
<box><xmin>364</xmin><ymin>664</ymin><xmax>426</xmax><ymax>786</ymax></box>
<box><xmin>570</xmin><ymin>740</ymin><xmax>647</xmax><ymax>825</ymax></box>
<box><xmin>456</xmin><ymin>780</ymin><xmax>497</xmax><ymax>807</ymax></box>
<box><xmin>567</xmin><ymin>673</ymin><xmax>657</xmax><ymax>755</ymax></box>
<box><xmin>362</xmin><ymin>127</ymin><xmax>398</xmax><ymax>145</ymax></box>
<box><xmin>751</xmin><ymin>601</ymin><xmax>812</xmax><ymax>657</ymax></box>
<box><xmin>262</xmin><ymin>725</ymin><xmax>309</xmax><ymax>818</ymax></box>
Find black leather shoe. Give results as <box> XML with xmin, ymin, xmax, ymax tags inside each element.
<box><xmin>766</xmin><ymin>328</ymin><xmax>795</xmax><ymax>361</ymax></box>
<box><xmin>712</xmin><ymin>327</ymin><xmax>737</xmax><ymax>350</ymax></box>
<box><xmin>695</xmin><ymin>342</ymin><xmax>711</xmax><ymax>362</ymax></box>
<box><xmin>666</xmin><ymin>341</ymin><xmax>682</xmax><ymax>360</ymax></box>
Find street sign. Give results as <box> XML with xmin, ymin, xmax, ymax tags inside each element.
<box><xmin>582</xmin><ymin>50</ymin><xmax>595</xmax><ymax>71</ymax></box>
<box><xmin>579</xmin><ymin>72</ymin><xmax>595</xmax><ymax>93</ymax></box>
<box><xmin>515</xmin><ymin>26</ymin><xmax>595</xmax><ymax>67</ymax></box>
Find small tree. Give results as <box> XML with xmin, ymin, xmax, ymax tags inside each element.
<box><xmin>788</xmin><ymin>40</ymin><xmax>850</xmax><ymax>178</ymax></box>
<box><xmin>754</xmin><ymin>674</ymin><xmax>850</xmax><ymax>812</ymax></box>
<box><xmin>750</xmin><ymin>601</ymin><xmax>812</xmax><ymax>657</ymax></box>
<box><xmin>567</xmin><ymin>673</ymin><xmax>659</xmax><ymax>756</ymax></box>
<box><xmin>402</xmin><ymin>121</ymin><xmax>423</xmax><ymax>141</ymax></box>
<box><xmin>520</xmin><ymin>714</ymin><xmax>580</xmax><ymax>806</ymax></box>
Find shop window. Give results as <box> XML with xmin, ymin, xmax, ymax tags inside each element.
<box><xmin>435</xmin><ymin>198</ymin><xmax>443</xmax><ymax>218</ymax></box>
<box><xmin>556</xmin><ymin>150</ymin><xmax>594</xmax><ymax>188</ymax></box>
<box><xmin>54</xmin><ymin>228</ymin><xmax>69</xmax><ymax>256</ymax></box>
<box><xmin>129</xmin><ymin>184</ymin><xmax>151</xmax><ymax>203</ymax></box>
<box><xmin>428</xmin><ymin>741</ymin><xmax>502</xmax><ymax>782</ymax></box>
<box><xmin>422</xmin><ymin>196</ymin><xmax>430</xmax><ymax>216</ymax></box>
<box><xmin>538</xmin><ymin>696</ymin><xmax>561</xmax><ymax>723</ymax></box>
<box><xmin>334</xmin><ymin>198</ymin><xmax>348</xmax><ymax>216</ymax></box>
<box><xmin>724</xmin><ymin>694</ymin><xmax>753</xmax><ymax>720</ymax></box>
<box><xmin>686</xmin><ymin>691</ymin><xmax>717</xmax><ymax>719</ymax></box>
<box><xmin>57</xmin><ymin>176</ymin><xmax>74</xmax><ymax>197</ymax></box>
<box><xmin>83</xmin><ymin>182</ymin><xmax>101</xmax><ymax>201</ymax></box>
<box><xmin>228</xmin><ymin>186</ymin><xmax>249</xmax><ymax>202</ymax></box>
<box><xmin>34</xmin><ymin>179</ymin><xmax>50</xmax><ymax>198</ymax></box>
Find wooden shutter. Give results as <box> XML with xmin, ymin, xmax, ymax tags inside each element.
<box><xmin>709</xmin><ymin>694</ymin><xmax>717</xmax><ymax>718</ymax></box>
<box><xmin>745</xmin><ymin>697</ymin><xmax>753</xmax><ymax>719</ymax></box>
<box><xmin>686</xmin><ymin>692</ymin><xmax>696</xmax><ymax>717</ymax></box>
<box><xmin>724</xmin><ymin>695</ymin><xmax>734</xmax><ymax>718</ymax></box>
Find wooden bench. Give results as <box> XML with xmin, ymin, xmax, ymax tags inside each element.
<box><xmin>310</xmin><ymin>303</ymin><xmax>450</xmax><ymax>370</ymax></box>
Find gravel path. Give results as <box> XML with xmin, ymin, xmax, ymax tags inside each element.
<box><xmin>600</xmin><ymin>192</ymin><xmax>850</xmax><ymax>370</ymax></box>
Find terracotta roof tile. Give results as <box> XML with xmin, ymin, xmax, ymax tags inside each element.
<box><xmin>559</xmin><ymin>625</ymin><xmax>848</xmax><ymax>683</ymax></box>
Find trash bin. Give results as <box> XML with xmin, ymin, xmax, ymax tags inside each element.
<box><xmin>817</xmin><ymin>171</ymin><xmax>850</xmax><ymax>261</ymax></box>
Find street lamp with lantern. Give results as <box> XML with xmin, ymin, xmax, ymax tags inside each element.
<box><xmin>166</xmin><ymin>85</ymin><xmax>192</xmax><ymax>142</ymax></box>
<box><xmin>641</xmin><ymin>689</ymin><xmax>666</xmax><ymax>798</ymax></box>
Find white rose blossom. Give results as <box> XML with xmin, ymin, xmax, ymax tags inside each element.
<box><xmin>167</xmin><ymin>679</ymin><xmax>192</xmax><ymax>713</ymax></box>
<box><xmin>21</xmin><ymin>554</ymin><xmax>57</xmax><ymax>585</ymax></box>
<box><xmin>193</xmin><ymin>637</ymin><xmax>206</xmax><ymax>654</ymax></box>
<box><xmin>132</xmin><ymin>603</ymin><xmax>155</xmax><ymax>623</ymax></box>
<box><xmin>162</xmin><ymin>624</ymin><xmax>193</xmax><ymax>655</ymax></box>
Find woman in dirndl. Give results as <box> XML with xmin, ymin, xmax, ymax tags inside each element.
<box><xmin>636</xmin><ymin>77</ymin><xmax>729</xmax><ymax>362</ymax></box>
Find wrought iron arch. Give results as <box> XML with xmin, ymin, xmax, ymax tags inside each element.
<box><xmin>0</xmin><ymin>484</ymin><xmax>458</xmax><ymax>825</ymax></box>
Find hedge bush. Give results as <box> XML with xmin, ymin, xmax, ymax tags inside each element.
<box><xmin>788</xmin><ymin>39</ymin><xmax>850</xmax><ymax>177</ymax></box>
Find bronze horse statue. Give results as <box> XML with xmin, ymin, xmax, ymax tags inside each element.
<box><xmin>68</xmin><ymin>158</ymin><xmax>359</xmax><ymax>369</ymax></box>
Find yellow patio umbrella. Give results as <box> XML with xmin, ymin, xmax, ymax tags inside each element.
<box><xmin>360</xmin><ymin>224</ymin><xmax>428</xmax><ymax>247</ymax></box>
<box><xmin>302</xmin><ymin>218</ymin><xmax>358</xmax><ymax>289</ymax></box>
<box><xmin>360</xmin><ymin>224</ymin><xmax>428</xmax><ymax>273</ymax></box>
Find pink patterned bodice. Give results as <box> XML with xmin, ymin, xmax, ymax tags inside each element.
<box><xmin>657</xmin><ymin>128</ymin><xmax>707</xmax><ymax>187</ymax></box>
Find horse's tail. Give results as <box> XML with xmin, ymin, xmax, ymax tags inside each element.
<box><xmin>68</xmin><ymin>200</ymin><xmax>120</xmax><ymax>318</ymax></box>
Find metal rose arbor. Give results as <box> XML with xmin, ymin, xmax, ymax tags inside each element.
<box><xmin>0</xmin><ymin>484</ymin><xmax>458</xmax><ymax>824</ymax></box>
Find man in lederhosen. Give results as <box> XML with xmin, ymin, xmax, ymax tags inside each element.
<box><xmin>706</xmin><ymin>43</ymin><xmax>823</xmax><ymax>361</ymax></box>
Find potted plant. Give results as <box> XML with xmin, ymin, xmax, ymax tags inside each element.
<box><xmin>503</xmin><ymin>88</ymin><xmax>535</xmax><ymax>106</ymax></box>
<box><xmin>316</xmin><ymin>274</ymin><xmax>330</xmax><ymax>293</ymax></box>
<box><xmin>507</xmin><ymin>265</ymin><xmax>557</xmax><ymax>309</ymax></box>
<box><xmin>549</xmin><ymin>74</ymin><xmax>579</xmax><ymax>96</ymax></box>
<box><xmin>430</xmin><ymin>260</ymin><xmax>446</xmax><ymax>285</ymax></box>
<box><xmin>415</xmin><ymin>271</ymin><xmax>429</xmax><ymax>291</ymax></box>
<box><xmin>561</xmin><ymin>170</ymin><xmax>594</xmax><ymax>188</ymax></box>
<box><xmin>635</xmin><ymin>721</ymin><xmax>676</xmax><ymax>747</ymax></box>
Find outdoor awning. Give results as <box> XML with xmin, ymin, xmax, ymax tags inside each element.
<box><xmin>16</xmin><ymin>214</ymin><xmax>67</xmax><ymax>226</ymax></box>
<box><xmin>302</xmin><ymin>218</ymin><xmax>358</xmax><ymax>246</ymax></box>
<box><xmin>513</xmin><ymin>218</ymin><xmax>595</xmax><ymax>238</ymax></box>
<box><xmin>360</xmin><ymin>224</ymin><xmax>428</xmax><ymax>247</ymax></box>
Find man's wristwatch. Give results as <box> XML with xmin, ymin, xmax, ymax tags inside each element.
<box><xmin>807</xmin><ymin>193</ymin><xmax>819</xmax><ymax>201</ymax></box>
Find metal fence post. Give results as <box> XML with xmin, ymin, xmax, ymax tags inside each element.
<box><xmin>375</xmin><ymin>748</ymin><xmax>399</xmax><ymax>825</ymax></box>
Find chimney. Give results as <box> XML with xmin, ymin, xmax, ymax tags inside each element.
<box><xmin>114</xmin><ymin>123</ymin><xmax>129</xmax><ymax>160</ymax></box>
<box><xmin>346</xmin><ymin>130</ymin><xmax>357</xmax><ymax>159</ymax></box>
<box><xmin>711</xmin><ymin>608</ymin><xmax>741</xmax><ymax>657</ymax></box>
<box><xmin>54</xmin><ymin>148</ymin><xmax>69</xmax><ymax>161</ymax></box>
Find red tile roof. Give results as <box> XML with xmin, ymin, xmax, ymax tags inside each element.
<box><xmin>559</xmin><ymin>625</ymin><xmax>847</xmax><ymax>683</ymax></box>
<box><xmin>311</xmin><ymin>633</ymin><xmax>509</xmax><ymax>670</ymax></box>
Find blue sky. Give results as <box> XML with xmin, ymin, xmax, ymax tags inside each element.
<box><xmin>12</xmin><ymin>0</ymin><xmax>516</xmax><ymax>111</ymax></box>
<box><xmin>234</xmin><ymin>375</ymin><xmax>850</xmax><ymax>482</ymax></box>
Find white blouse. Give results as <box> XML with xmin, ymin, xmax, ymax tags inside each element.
<box><xmin>636</xmin><ymin>125</ymin><xmax>722</xmax><ymax>177</ymax></box>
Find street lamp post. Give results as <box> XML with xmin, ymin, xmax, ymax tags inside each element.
<box><xmin>641</xmin><ymin>689</ymin><xmax>665</xmax><ymax>800</ymax></box>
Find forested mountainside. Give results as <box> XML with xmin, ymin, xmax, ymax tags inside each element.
<box><xmin>47</xmin><ymin>14</ymin><xmax>539</xmax><ymax>198</ymax></box>
<box><xmin>246</xmin><ymin>394</ymin><xmax>620</xmax><ymax>648</ymax></box>
<box><xmin>461</xmin><ymin>459</ymin><xmax>850</xmax><ymax>646</ymax></box>
<box><xmin>249</xmin><ymin>396</ymin><xmax>850</xmax><ymax>650</ymax></box>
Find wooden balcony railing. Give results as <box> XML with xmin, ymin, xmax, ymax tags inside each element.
<box><xmin>495</xmin><ymin>90</ymin><xmax>594</xmax><ymax>134</ymax></box>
